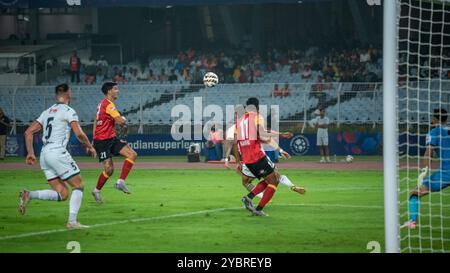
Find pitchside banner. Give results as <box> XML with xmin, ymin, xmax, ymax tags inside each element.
<box><xmin>13</xmin><ymin>132</ymin><xmax>384</xmax><ymax>157</ymax></box>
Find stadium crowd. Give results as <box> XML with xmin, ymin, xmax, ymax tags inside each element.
<box><xmin>50</xmin><ymin>46</ymin><xmax>386</xmax><ymax>86</ymax></box>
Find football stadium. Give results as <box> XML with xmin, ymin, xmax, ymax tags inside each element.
<box><xmin>0</xmin><ymin>0</ymin><xmax>449</xmax><ymax>259</ymax></box>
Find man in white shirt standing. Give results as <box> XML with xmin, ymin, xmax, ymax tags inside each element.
<box><xmin>312</xmin><ymin>108</ymin><xmax>331</xmax><ymax>163</ymax></box>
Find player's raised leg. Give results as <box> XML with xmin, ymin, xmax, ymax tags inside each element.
<box><xmin>92</xmin><ymin>158</ymin><xmax>114</xmax><ymax>203</ymax></box>
<box><xmin>116</xmin><ymin>144</ymin><xmax>137</xmax><ymax>194</ymax></box>
<box><xmin>19</xmin><ymin>178</ymin><xmax>67</xmax><ymax>215</ymax></box>
<box><xmin>402</xmin><ymin>170</ymin><xmax>450</xmax><ymax>229</ymax></box>
<box><xmin>65</xmin><ymin>174</ymin><xmax>88</xmax><ymax>229</ymax></box>
<box><xmin>279</xmin><ymin>175</ymin><xmax>306</xmax><ymax>195</ymax></box>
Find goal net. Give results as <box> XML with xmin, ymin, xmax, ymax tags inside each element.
<box><xmin>397</xmin><ymin>0</ymin><xmax>450</xmax><ymax>253</ymax></box>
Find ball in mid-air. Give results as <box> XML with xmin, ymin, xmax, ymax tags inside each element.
<box><xmin>345</xmin><ymin>155</ymin><xmax>354</xmax><ymax>163</ymax></box>
<box><xmin>203</xmin><ymin>72</ymin><xmax>219</xmax><ymax>87</ymax></box>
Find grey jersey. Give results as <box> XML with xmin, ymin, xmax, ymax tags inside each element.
<box><xmin>36</xmin><ymin>103</ymin><xmax>79</xmax><ymax>149</ymax></box>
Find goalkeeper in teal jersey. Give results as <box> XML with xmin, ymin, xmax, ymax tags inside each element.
<box><xmin>402</xmin><ymin>109</ymin><xmax>450</xmax><ymax>229</ymax></box>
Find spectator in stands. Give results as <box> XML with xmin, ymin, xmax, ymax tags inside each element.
<box><xmin>253</xmin><ymin>65</ymin><xmax>262</xmax><ymax>78</ymax></box>
<box><xmin>169</xmin><ymin>69</ymin><xmax>178</xmax><ymax>83</ymax></box>
<box><xmin>96</xmin><ymin>55</ymin><xmax>108</xmax><ymax>74</ymax></box>
<box><xmin>281</xmin><ymin>83</ymin><xmax>291</xmax><ymax>97</ymax></box>
<box><xmin>302</xmin><ymin>65</ymin><xmax>312</xmax><ymax>79</ymax></box>
<box><xmin>290</xmin><ymin>61</ymin><xmax>299</xmax><ymax>74</ymax></box>
<box><xmin>137</xmin><ymin>66</ymin><xmax>149</xmax><ymax>81</ymax></box>
<box><xmin>0</xmin><ymin>108</ymin><xmax>11</xmax><ymax>160</ymax></box>
<box><xmin>69</xmin><ymin>51</ymin><xmax>81</xmax><ymax>83</ymax></box>
<box><xmin>122</xmin><ymin>66</ymin><xmax>129</xmax><ymax>79</ymax></box>
<box><xmin>182</xmin><ymin>67</ymin><xmax>191</xmax><ymax>82</ymax></box>
<box><xmin>360</xmin><ymin>49</ymin><xmax>371</xmax><ymax>63</ymax></box>
<box><xmin>238</xmin><ymin>68</ymin><xmax>248</xmax><ymax>83</ymax></box>
<box><xmin>272</xmin><ymin>84</ymin><xmax>282</xmax><ymax>97</ymax></box>
<box><xmin>233</xmin><ymin>65</ymin><xmax>241</xmax><ymax>83</ymax></box>
<box><xmin>148</xmin><ymin>69</ymin><xmax>157</xmax><ymax>82</ymax></box>
<box><xmin>129</xmin><ymin>68</ymin><xmax>138</xmax><ymax>83</ymax></box>
<box><xmin>85</xmin><ymin>57</ymin><xmax>97</xmax><ymax>85</ymax></box>
<box><xmin>192</xmin><ymin>66</ymin><xmax>202</xmax><ymax>84</ymax></box>
<box><xmin>159</xmin><ymin>68</ymin><xmax>168</xmax><ymax>82</ymax></box>
<box><xmin>113</xmin><ymin>71</ymin><xmax>126</xmax><ymax>84</ymax></box>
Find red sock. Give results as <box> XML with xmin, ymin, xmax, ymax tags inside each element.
<box><xmin>251</xmin><ymin>180</ymin><xmax>268</xmax><ymax>196</ymax></box>
<box><xmin>257</xmin><ymin>184</ymin><xmax>277</xmax><ymax>209</ymax></box>
<box><xmin>96</xmin><ymin>171</ymin><xmax>110</xmax><ymax>190</ymax></box>
<box><xmin>119</xmin><ymin>158</ymin><xmax>135</xmax><ymax>181</ymax></box>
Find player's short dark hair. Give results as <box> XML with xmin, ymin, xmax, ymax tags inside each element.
<box><xmin>102</xmin><ymin>82</ymin><xmax>117</xmax><ymax>95</ymax></box>
<box><xmin>433</xmin><ymin>108</ymin><xmax>448</xmax><ymax>123</ymax></box>
<box><xmin>55</xmin><ymin>83</ymin><xmax>69</xmax><ymax>95</ymax></box>
<box><xmin>246</xmin><ymin>97</ymin><xmax>259</xmax><ymax>111</ymax></box>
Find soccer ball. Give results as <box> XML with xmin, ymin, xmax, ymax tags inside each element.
<box><xmin>345</xmin><ymin>155</ymin><xmax>354</xmax><ymax>163</ymax></box>
<box><xmin>203</xmin><ymin>72</ymin><xmax>219</xmax><ymax>87</ymax></box>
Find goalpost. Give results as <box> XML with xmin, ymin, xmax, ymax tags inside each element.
<box><xmin>385</xmin><ymin>0</ymin><xmax>450</xmax><ymax>253</ymax></box>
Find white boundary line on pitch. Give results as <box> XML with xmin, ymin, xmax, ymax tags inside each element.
<box><xmin>0</xmin><ymin>203</ymin><xmax>382</xmax><ymax>241</ymax></box>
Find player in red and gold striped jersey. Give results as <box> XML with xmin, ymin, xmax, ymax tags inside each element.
<box><xmin>234</xmin><ymin>97</ymin><xmax>304</xmax><ymax>216</ymax></box>
<box><xmin>224</xmin><ymin>105</ymin><xmax>304</xmax><ymax>200</ymax></box>
<box><xmin>91</xmin><ymin>82</ymin><xmax>138</xmax><ymax>203</ymax></box>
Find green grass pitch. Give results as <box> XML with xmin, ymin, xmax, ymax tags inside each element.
<box><xmin>0</xmin><ymin>154</ymin><xmax>450</xmax><ymax>253</ymax></box>
<box><xmin>0</xmin><ymin>164</ymin><xmax>448</xmax><ymax>253</ymax></box>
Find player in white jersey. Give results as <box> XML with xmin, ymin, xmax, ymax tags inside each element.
<box><xmin>18</xmin><ymin>83</ymin><xmax>96</xmax><ymax>229</ymax></box>
<box><xmin>311</xmin><ymin>108</ymin><xmax>331</xmax><ymax>163</ymax></box>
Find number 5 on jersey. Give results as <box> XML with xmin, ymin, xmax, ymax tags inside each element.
<box><xmin>45</xmin><ymin>117</ymin><xmax>54</xmax><ymax>140</ymax></box>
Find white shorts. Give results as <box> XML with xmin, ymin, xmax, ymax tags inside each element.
<box><xmin>40</xmin><ymin>147</ymin><xmax>80</xmax><ymax>181</ymax></box>
<box><xmin>317</xmin><ymin>135</ymin><xmax>329</xmax><ymax>146</ymax></box>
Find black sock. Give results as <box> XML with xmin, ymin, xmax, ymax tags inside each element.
<box><xmin>247</xmin><ymin>192</ymin><xmax>255</xmax><ymax>199</ymax></box>
<box><xmin>256</xmin><ymin>206</ymin><xmax>263</xmax><ymax>211</ymax></box>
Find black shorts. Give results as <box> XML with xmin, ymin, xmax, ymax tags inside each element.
<box><xmin>93</xmin><ymin>137</ymin><xmax>127</xmax><ymax>162</ymax></box>
<box><xmin>245</xmin><ymin>156</ymin><xmax>275</xmax><ymax>179</ymax></box>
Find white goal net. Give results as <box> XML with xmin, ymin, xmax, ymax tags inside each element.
<box><xmin>397</xmin><ymin>0</ymin><xmax>450</xmax><ymax>253</ymax></box>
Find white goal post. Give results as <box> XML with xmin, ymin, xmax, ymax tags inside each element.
<box><xmin>386</xmin><ymin>0</ymin><xmax>450</xmax><ymax>253</ymax></box>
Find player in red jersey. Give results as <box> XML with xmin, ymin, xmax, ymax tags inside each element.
<box><xmin>91</xmin><ymin>82</ymin><xmax>138</xmax><ymax>203</ymax></box>
<box><xmin>234</xmin><ymin>97</ymin><xmax>304</xmax><ymax>216</ymax></box>
<box><xmin>224</xmin><ymin>105</ymin><xmax>304</xmax><ymax>198</ymax></box>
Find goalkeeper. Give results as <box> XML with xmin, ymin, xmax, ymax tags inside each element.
<box><xmin>402</xmin><ymin>109</ymin><xmax>450</xmax><ymax>229</ymax></box>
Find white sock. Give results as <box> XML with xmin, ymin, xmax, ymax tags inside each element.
<box><xmin>279</xmin><ymin>175</ymin><xmax>295</xmax><ymax>188</ymax></box>
<box><xmin>117</xmin><ymin>179</ymin><xmax>125</xmax><ymax>184</ymax></box>
<box><xmin>29</xmin><ymin>190</ymin><xmax>60</xmax><ymax>201</ymax></box>
<box><xmin>93</xmin><ymin>187</ymin><xmax>100</xmax><ymax>193</ymax></box>
<box><xmin>326</xmin><ymin>156</ymin><xmax>330</xmax><ymax>161</ymax></box>
<box><xmin>69</xmin><ymin>189</ymin><xmax>83</xmax><ymax>224</ymax></box>
<box><xmin>321</xmin><ymin>157</ymin><xmax>325</xmax><ymax>161</ymax></box>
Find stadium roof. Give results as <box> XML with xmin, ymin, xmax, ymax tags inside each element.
<box><xmin>1</xmin><ymin>0</ymin><xmax>330</xmax><ymax>8</ymax></box>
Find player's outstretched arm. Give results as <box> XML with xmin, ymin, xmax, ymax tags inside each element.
<box><xmin>267</xmin><ymin>138</ymin><xmax>291</xmax><ymax>159</ymax></box>
<box><xmin>421</xmin><ymin>145</ymin><xmax>433</xmax><ymax>170</ymax></box>
<box><xmin>24</xmin><ymin>121</ymin><xmax>42</xmax><ymax>165</ymax></box>
<box><xmin>113</xmin><ymin>115</ymin><xmax>127</xmax><ymax>126</ymax></box>
<box><xmin>71</xmin><ymin>121</ymin><xmax>96</xmax><ymax>158</ymax></box>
